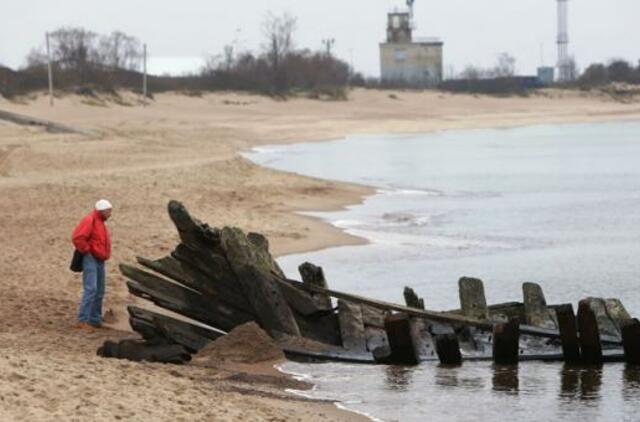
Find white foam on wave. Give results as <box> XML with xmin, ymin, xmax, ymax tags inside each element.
<box><xmin>378</xmin><ymin>187</ymin><xmax>443</xmax><ymax>197</ymax></box>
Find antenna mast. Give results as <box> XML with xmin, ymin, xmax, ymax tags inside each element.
<box><xmin>557</xmin><ymin>0</ymin><xmax>571</xmax><ymax>81</ymax></box>
<box><xmin>406</xmin><ymin>0</ymin><xmax>415</xmax><ymax>28</ymax></box>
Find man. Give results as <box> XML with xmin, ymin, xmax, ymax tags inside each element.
<box><xmin>72</xmin><ymin>199</ymin><xmax>112</xmax><ymax>330</ymax></box>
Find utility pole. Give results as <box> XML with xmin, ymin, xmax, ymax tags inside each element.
<box><xmin>322</xmin><ymin>38</ymin><xmax>335</xmax><ymax>57</ymax></box>
<box><xmin>45</xmin><ymin>32</ymin><xmax>54</xmax><ymax>107</ymax></box>
<box><xmin>142</xmin><ymin>43</ymin><xmax>148</xmax><ymax>106</ymax></box>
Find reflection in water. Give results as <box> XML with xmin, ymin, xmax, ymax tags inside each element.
<box><xmin>580</xmin><ymin>367</ymin><xmax>603</xmax><ymax>402</ymax></box>
<box><xmin>560</xmin><ymin>366</ymin><xmax>579</xmax><ymax>399</ymax></box>
<box><xmin>623</xmin><ymin>365</ymin><xmax>640</xmax><ymax>400</ymax></box>
<box><xmin>384</xmin><ymin>365</ymin><xmax>414</xmax><ymax>392</ymax></box>
<box><xmin>559</xmin><ymin>365</ymin><xmax>602</xmax><ymax>404</ymax></box>
<box><xmin>492</xmin><ymin>364</ymin><xmax>519</xmax><ymax>394</ymax></box>
<box><xmin>434</xmin><ymin>365</ymin><xmax>485</xmax><ymax>390</ymax></box>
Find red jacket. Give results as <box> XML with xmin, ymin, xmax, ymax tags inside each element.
<box><xmin>72</xmin><ymin>210</ymin><xmax>112</xmax><ymax>261</ymax></box>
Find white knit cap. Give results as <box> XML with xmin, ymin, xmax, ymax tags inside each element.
<box><xmin>95</xmin><ymin>199</ymin><xmax>112</xmax><ymax>211</ymax></box>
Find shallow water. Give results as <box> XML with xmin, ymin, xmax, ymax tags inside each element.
<box><xmin>246</xmin><ymin>121</ymin><xmax>640</xmax><ymax>421</ymax></box>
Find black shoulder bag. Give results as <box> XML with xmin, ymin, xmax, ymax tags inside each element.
<box><xmin>70</xmin><ymin>215</ymin><xmax>96</xmax><ymax>273</ymax></box>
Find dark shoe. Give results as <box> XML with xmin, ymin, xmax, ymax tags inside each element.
<box><xmin>90</xmin><ymin>322</ymin><xmax>103</xmax><ymax>329</ymax></box>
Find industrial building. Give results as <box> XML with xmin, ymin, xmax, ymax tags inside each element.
<box><xmin>379</xmin><ymin>5</ymin><xmax>443</xmax><ymax>87</ymax></box>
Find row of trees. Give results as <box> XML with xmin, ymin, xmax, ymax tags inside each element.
<box><xmin>201</xmin><ymin>13</ymin><xmax>351</xmax><ymax>96</ymax></box>
<box><xmin>28</xmin><ymin>27</ymin><xmax>143</xmax><ymax>72</ymax></box>
<box><xmin>13</xmin><ymin>13</ymin><xmax>353</xmax><ymax>98</ymax></box>
<box><xmin>579</xmin><ymin>59</ymin><xmax>640</xmax><ymax>87</ymax></box>
<box><xmin>458</xmin><ymin>53</ymin><xmax>518</xmax><ymax>80</ymax></box>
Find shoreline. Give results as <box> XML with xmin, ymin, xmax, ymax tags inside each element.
<box><xmin>253</xmin><ymin>113</ymin><xmax>640</xmax><ymax>258</ymax></box>
<box><xmin>2</xmin><ymin>88</ymin><xmax>640</xmax><ymax>421</ymax></box>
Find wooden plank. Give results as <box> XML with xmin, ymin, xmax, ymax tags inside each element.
<box><xmin>292</xmin><ymin>310</ymin><xmax>342</xmax><ymax>346</ymax></box>
<box><xmin>361</xmin><ymin>304</ymin><xmax>387</xmax><ymax>329</ymax></box>
<box><xmin>121</xmin><ymin>264</ymin><xmax>254</xmax><ymax>332</ymax></box>
<box><xmin>171</xmin><ymin>244</ymin><xmax>239</xmax><ymax>293</ymax></box>
<box><xmin>129</xmin><ymin>317</ymin><xmax>167</xmax><ymax>345</ymax></box>
<box><xmin>337</xmin><ymin>300</ymin><xmax>367</xmax><ymax>352</ymax></box>
<box><xmin>493</xmin><ymin>318</ymin><xmax>520</xmax><ymax>365</ymax></box>
<box><xmin>555</xmin><ymin>304</ymin><xmax>581</xmax><ymax>363</ymax></box>
<box><xmin>234</xmin><ymin>264</ymin><xmax>300</xmax><ymax>337</ymax></box>
<box><xmin>523</xmin><ymin>282</ymin><xmax>557</xmax><ymax>329</ymax></box>
<box><xmin>278</xmin><ymin>278</ymin><xmax>329</xmax><ymax>317</ymax></box>
<box><xmin>137</xmin><ymin>255</ymin><xmax>252</xmax><ymax>313</ymax></box>
<box><xmin>273</xmin><ymin>274</ymin><xmax>624</xmax><ymax>345</ymax></box>
<box><xmin>430</xmin><ymin>322</ymin><xmax>462</xmax><ymax>365</ymax></box>
<box><xmin>167</xmin><ymin>200</ymin><xmax>223</xmax><ymax>253</ymax></box>
<box><xmin>128</xmin><ymin>306</ymin><xmax>224</xmax><ymax>341</ymax></box>
<box><xmin>98</xmin><ymin>339</ymin><xmax>191</xmax><ymax>364</ymax></box>
<box><xmin>459</xmin><ymin>277</ymin><xmax>489</xmax><ymax>320</ymax></box>
<box><xmin>584</xmin><ymin>297</ymin><xmax>621</xmax><ymax>339</ymax></box>
<box><xmin>128</xmin><ymin>306</ymin><xmax>224</xmax><ymax>353</ymax></box>
<box><xmin>379</xmin><ymin>313</ymin><xmax>420</xmax><ymax>365</ymax></box>
<box><xmin>403</xmin><ymin>287</ymin><xmax>425</xmax><ymax>309</ymax></box>
<box><xmin>578</xmin><ymin>299</ymin><xmax>604</xmax><ymax>365</ymax></box>
<box><xmin>298</xmin><ymin>262</ymin><xmax>333</xmax><ymax>310</ymax></box>
<box><xmin>621</xmin><ymin>318</ymin><xmax>640</xmax><ymax>365</ymax></box>
<box><xmin>365</xmin><ymin>327</ymin><xmax>389</xmax><ymax>354</ymax></box>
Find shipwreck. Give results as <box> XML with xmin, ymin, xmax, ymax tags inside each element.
<box><xmin>99</xmin><ymin>201</ymin><xmax>640</xmax><ymax>367</ymax></box>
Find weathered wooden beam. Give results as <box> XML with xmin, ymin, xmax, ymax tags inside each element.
<box><xmin>129</xmin><ymin>317</ymin><xmax>168</xmax><ymax>345</ymax></box>
<box><xmin>121</xmin><ymin>264</ymin><xmax>253</xmax><ymax>332</ymax></box>
<box><xmin>430</xmin><ymin>323</ymin><xmax>462</xmax><ymax>365</ymax></box>
<box><xmin>246</xmin><ymin>231</ymin><xmax>285</xmax><ymax>279</ymax></box>
<box><xmin>410</xmin><ymin>318</ymin><xmax>433</xmax><ymax>359</ymax></box>
<box><xmin>577</xmin><ymin>299</ymin><xmax>604</xmax><ymax>365</ymax></box>
<box><xmin>361</xmin><ymin>304</ymin><xmax>387</xmax><ymax>329</ymax></box>
<box><xmin>221</xmin><ymin>227</ymin><xmax>282</xmax><ymax>279</ymax></box>
<box><xmin>278</xmin><ymin>279</ymin><xmax>331</xmax><ymax>317</ymax></box>
<box><xmin>459</xmin><ymin>277</ymin><xmax>489</xmax><ymax>320</ymax></box>
<box><xmin>337</xmin><ymin>300</ymin><xmax>367</xmax><ymax>353</ymax></box>
<box><xmin>523</xmin><ymin>282</ymin><xmax>557</xmax><ymax>329</ymax></box>
<box><xmin>171</xmin><ymin>244</ymin><xmax>239</xmax><ymax>292</ymax></box>
<box><xmin>137</xmin><ymin>255</ymin><xmax>251</xmax><ymax>313</ymax></box>
<box><xmin>621</xmin><ymin>318</ymin><xmax>640</xmax><ymax>365</ymax></box>
<box><xmin>98</xmin><ymin>339</ymin><xmax>191</xmax><ymax>364</ymax></box>
<box><xmin>272</xmin><ymin>274</ymin><xmax>624</xmax><ymax>344</ymax></box>
<box><xmin>605</xmin><ymin>299</ymin><xmax>632</xmax><ymax>333</ymax></box>
<box><xmin>365</xmin><ymin>327</ymin><xmax>389</xmax><ymax>353</ymax></box>
<box><xmin>403</xmin><ymin>287</ymin><xmax>425</xmax><ymax>310</ymax></box>
<box><xmin>128</xmin><ymin>306</ymin><xmax>224</xmax><ymax>349</ymax></box>
<box><xmin>167</xmin><ymin>200</ymin><xmax>222</xmax><ymax>252</ymax></box>
<box><xmin>292</xmin><ymin>310</ymin><xmax>342</xmax><ymax>346</ymax></box>
<box><xmin>298</xmin><ymin>262</ymin><xmax>333</xmax><ymax>310</ymax></box>
<box><xmin>555</xmin><ymin>304</ymin><xmax>581</xmax><ymax>363</ymax></box>
<box><xmin>493</xmin><ymin>318</ymin><xmax>520</xmax><ymax>365</ymax></box>
<box><xmin>379</xmin><ymin>313</ymin><xmax>420</xmax><ymax>365</ymax></box>
<box><xmin>234</xmin><ymin>264</ymin><xmax>300</xmax><ymax>337</ymax></box>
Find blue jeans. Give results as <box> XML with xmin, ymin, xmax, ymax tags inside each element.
<box><xmin>77</xmin><ymin>254</ymin><xmax>106</xmax><ymax>325</ymax></box>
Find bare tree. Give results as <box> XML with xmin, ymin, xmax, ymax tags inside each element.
<box><xmin>261</xmin><ymin>12</ymin><xmax>297</xmax><ymax>92</ymax></box>
<box><xmin>459</xmin><ymin>65</ymin><xmax>485</xmax><ymax>80</ymax></box>
<box><xmin>97</xmin><ymin>31</ymin><xmax>143</xmax><ymax>70</ymax></box>
<box><xmin>565</xmin><ymin>57</ymin><xmax>578</xmax><ymax>81</ymax></box>
<box><xmin>25</xmin><ymin>47</ymin><xmax>47</xmax><ymax>68</ymax></box>
<box><xmin>492</xmin><ymin>52</ymin><xmax>516</xmax><ymax>77</ymax></box>
<box><xmin>49</xmin><ymin>27</ymin><xmax>98</xmax><ymax>70</ymax></box>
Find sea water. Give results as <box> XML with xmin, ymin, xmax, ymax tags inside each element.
<box><xmin>246</xmin><ymin>121</ymin><xmax>640</xmax><ymax>421</ymax></box>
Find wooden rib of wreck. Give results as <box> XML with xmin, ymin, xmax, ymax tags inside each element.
<box><xmin>105</xmin><ymin>201</ymin><xmax>640</xmax><ymax>366</ymax></box>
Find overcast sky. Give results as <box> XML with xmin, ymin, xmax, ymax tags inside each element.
<box><xmin>1</xmin><ymin>0</ymin><xmax>638</xmax><ymax>77</ymax></box>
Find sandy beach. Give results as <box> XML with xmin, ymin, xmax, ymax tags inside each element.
<box><xmin>1</xmin><ymin>88</ymin><xmax>640</xmax><ymax>421</ymax></box>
